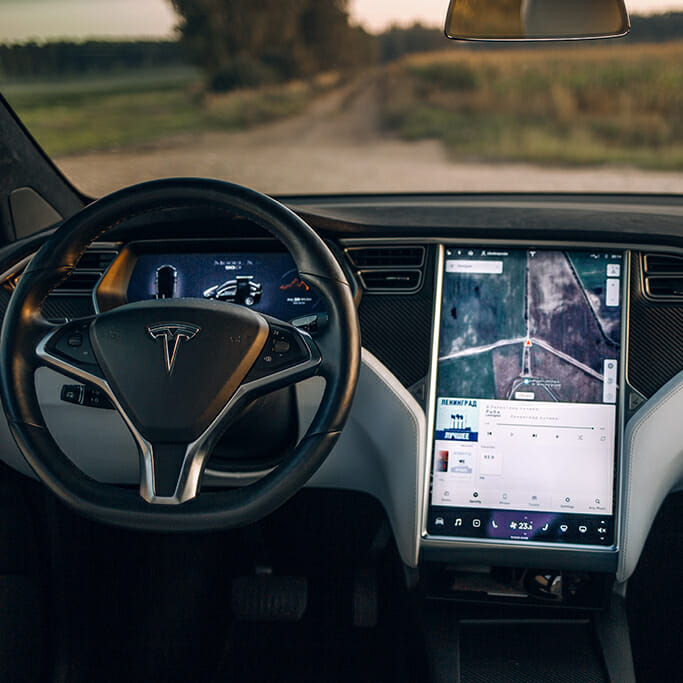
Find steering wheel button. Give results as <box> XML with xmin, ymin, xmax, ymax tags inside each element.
<box><xmin>274</xmin><ymin>340</ymin><xmax>291</xmax><ymax>354</ymax></box>
<box><xmin>46</xmin><ymin>320</ymin><xmax>103</xmax><ymax>371</ymax></box>
<box><xmin>60</xmin><ymin>384</ymin><xmax>83</xmax><ymax>405</ymax></box>
<box><xmin>67</xmin><ymin>333</ymin><xmax>83</xmax><ymax>347</ymax></box>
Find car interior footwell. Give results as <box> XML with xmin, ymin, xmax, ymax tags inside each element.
<box><xmin>39</xmin><ymin>488</ymin><xmax>429</xmax><ymax>683</ymax></box>
<box><xmin>1</xmin><ymin>457</ymin><xmax>681</xmax><ymax>682</ymax></box>
<box><xmin>626</xmin><ymin>491</ymin><xmax>683</xmax><ymax>683</ymax></box>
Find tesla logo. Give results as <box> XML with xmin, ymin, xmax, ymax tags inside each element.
<box><xmin>147</xmin><ymin>323</ymin><xmax>200</xmax><ymax>374</ymax></box>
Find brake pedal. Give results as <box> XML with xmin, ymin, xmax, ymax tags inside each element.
<box><xmin>232</xmin><ymin>575</ymin><xmax>308</xmax><ymax>622</ymax></box>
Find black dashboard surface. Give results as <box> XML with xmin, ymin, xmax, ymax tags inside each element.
<box><xmin>284</xmin><ymin>194</ymin><xmax>683</xmax><ymax>246</ymax></box>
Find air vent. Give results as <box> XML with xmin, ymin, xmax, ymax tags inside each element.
<box><xmin>76</xmin><ymin>250</ymin><xmax>119</xmax><ymax>272</ymax></box>
<box><xmin>346</xmin><ymin>246</ymin><xmax>424</xmax><ymax>268</ymax></box>
<box><xmin>646</xmin><ymin>277</ymin><xmax>683</xmax><ymax>298</ymax></box>
<box><xmin>359</xmin><ymin>269</ymin><xmax>422</xmax><ymax>292</ymax></box>
<box><xmin>642</xmin><ymin>252</ymin><xmax>683</xmax><ymax>300</ymax></box>
<box><xmin>345</xmin><ymin>243</ymin><xmax>427</xmax><ymax>294</ymax></box>
<box><xmin>52</xmin><ymin>248</ymin><xmax>118</xmax><ymax>295</ymax></box>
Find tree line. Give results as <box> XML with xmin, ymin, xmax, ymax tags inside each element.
<box><xmin>0</xmin><ymin>41</ymin><xmax>184</xmax><ymax>80</ymax></box>
<box><xmin>628</xmin><ymin>12</ymin><xmax>683</xmax><ymax>42</ymax></box>
<box><xmin>0</xmin><ymin>6</ymin><xmax>681</xmax><ymax>87</ymax></box>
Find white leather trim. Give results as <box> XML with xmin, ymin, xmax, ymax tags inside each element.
<box><xmin>618</xmin><ymin>369</ymin><xmax>683</xmax><ymax>581</ymax></box>
<box><xmin>300</xmin><ymin>349</ymin><xmax>426</xmax><ymax>567</ymax></box>
<box><xmin>33</xmin><ymin>352</ymin><xmax>427</xmax><ymax>567</ymax></box>
<box><xmin>36</xmin><ymin>367</ymin><xmax>140</xmax><ymax>483</ymax></box>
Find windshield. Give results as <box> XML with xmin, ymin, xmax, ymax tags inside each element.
<box><xmin>0</xmin><ymin>0</ymin><xmax>681</xmax><ymax>197</ymax></box>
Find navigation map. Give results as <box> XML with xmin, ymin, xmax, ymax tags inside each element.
<box><xmin>437</xmin><ymin>250</ymin><xmax>623</xmax><ymax>405</ymax></box>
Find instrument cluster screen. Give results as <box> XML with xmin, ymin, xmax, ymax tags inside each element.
<box><xmin>127</xmin><ymin>252</ymin><xmax>322</xmax><ymax>321</ymax></box>
<box><xmin>427</xmin><ymin>248</ymin><xmax>624</xmax><ymax>547</ymax></box>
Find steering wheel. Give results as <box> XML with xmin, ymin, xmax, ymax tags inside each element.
<box><xmin>0</xmin><ymin>179</ymin><xmax>360</xmax><ymax>531</ymax></box>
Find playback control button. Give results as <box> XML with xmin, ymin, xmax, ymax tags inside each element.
<box><xmin>247</xmin><ymin>325</ymin><xmax>310</xmax><ymax>381</ymax></box>
<box><xmin>48</xmin><ymin>320</ymin><xmax>99</xmax><ymax>369</ymax></box>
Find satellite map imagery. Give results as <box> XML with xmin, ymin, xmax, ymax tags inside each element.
<box><xmin>437</xmin><ymin>250</ymin><xmax>623</xmax><ymax>405</ymax></box>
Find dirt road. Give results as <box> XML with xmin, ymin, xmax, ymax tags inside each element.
<box><xmin>57</xmin><ymin>79</ymin><xmax>682</xmax><ymax>197</ymax></box>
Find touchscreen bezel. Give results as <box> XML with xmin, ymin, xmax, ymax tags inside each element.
<box><xmin>422</xmin><ymin>244</ymin><xmax>630</xmax><ymax>553</ymax></box>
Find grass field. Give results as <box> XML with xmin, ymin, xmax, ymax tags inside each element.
<box><xmin>1</xmin><ymin>67</ymin><xmax>330</xmax><ymax>156</ymax></box>
<box><xmin>2</xmin><ymin>43</ymin><xmax>682</xmax><ymax>172</ymax></box>
<box><xmin>380</xmin><ymin>42</ymin><xmax>683</xmax><ymax>170</ymax></box>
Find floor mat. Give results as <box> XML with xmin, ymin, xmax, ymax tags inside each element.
<box><xmin>224</xmin><ymin>574</ymin><xmax>422</xmax><ymax>682</ymax></box>
<box><xmin>220</xmin><ymin>491</ymin><xmax>427</xmax><ymax>682</ymax></box>
<box><xmin>47</xmin><ymin>489</ymin><xmax>427</xmax><ymax>683</ymax></box>
<box><xmin>0</xmin><ymin>467</ymin><xmax>47</xmax><ymax>683</ymax></box>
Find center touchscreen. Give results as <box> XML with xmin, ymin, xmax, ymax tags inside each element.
<box><xmin>427</xmin><ymin>248</ymin><xmax>624</xmax><ymax>547</ymax></box>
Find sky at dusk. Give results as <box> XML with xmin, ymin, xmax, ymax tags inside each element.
<box><xmin>0</xmin><ymin>0</ymin><xmax>681</xmax><ymax>42</ymax></box>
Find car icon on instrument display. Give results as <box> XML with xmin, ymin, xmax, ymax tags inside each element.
<box><xmin>203</xmin><ymin>275</ymin><xmax>263</xmax><ymax>306</ymax></box>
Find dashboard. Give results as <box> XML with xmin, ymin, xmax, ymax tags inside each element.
<box><xmin>0</xmin><ymin>193</ymin><xmax>682</xmax><ymax>583</ymax></box>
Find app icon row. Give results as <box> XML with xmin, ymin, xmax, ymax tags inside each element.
<box><xmin>428</xmin><ymin>509</ymin><xmax>612</xmax><ymax>546</ymax></box>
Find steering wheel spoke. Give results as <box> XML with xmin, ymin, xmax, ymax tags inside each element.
<box><xmin>139</xmin><ymin>441</ymin><xmax>202</xmax><ymax>504</ymax></box>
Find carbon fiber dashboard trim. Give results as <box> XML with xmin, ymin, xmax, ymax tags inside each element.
<box><xmin>41</xmin><ymin>295</ymin><xmax>95</xmax><ymax>321</ymax></box>
<box><xmin>357</xmin><ymin>245</ymin><xmax>435</xmax><ymax>388</ymax></box>
<box><xmin>628</xmin><ymin>254</ymin><xmax>683</xmax><ymax>398</ymax></box>
<box><xmin>0</xmin><ymin>287</ymin><xmax>95</xmax><ymax>322</ymax></box>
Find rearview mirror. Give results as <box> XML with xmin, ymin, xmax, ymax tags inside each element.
<box><xmin>445</xmin><ymin>0</ymin><xmax>630</xmax><ymax>41</ymax></box>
